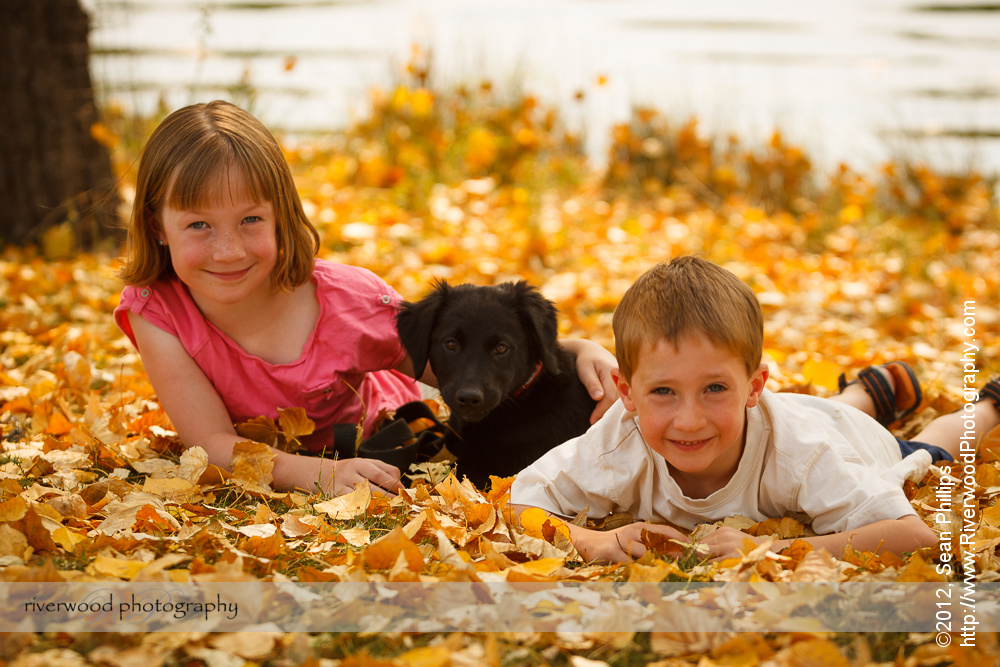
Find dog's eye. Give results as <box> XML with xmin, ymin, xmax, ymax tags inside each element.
<box><xmin>494</xmin><ymin>343</ymin><xmax>509</xmax><ymax>355</ymax></box>
<box><xmin>443</xmin><ymin>338</ymin><xmax>458</xmax><ymax>351</ymax></box>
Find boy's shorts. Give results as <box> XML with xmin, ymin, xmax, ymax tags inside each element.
<box><xmin>896</xmin><ymin>437</ymin><xmax>954</xmax><ymax>463</ymax></box>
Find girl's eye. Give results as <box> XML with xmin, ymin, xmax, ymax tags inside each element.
<box><xmin>187</xmin><ymin>221</ymin><xmax>207</xmax><ymax>230</ymax></box>
<box><xmin>243</xmin><ymin>215</ymin><xmax>262</xmax><ymax>224</ymax></box>
<box><xmin>494</xmin><ymin>343</ymin><xmax>509</xmax><ymax>355</ymax></box>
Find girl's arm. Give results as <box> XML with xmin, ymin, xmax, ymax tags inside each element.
<box><xmin>127</xmin><ymin>312</ymin><xmax>403</xmax><ymax>496</ymax></box>
<box><xmin>393</xmin><ymin>353</ymin><xmax>437</xmax><ymax>387</ymax></box>
<box><xmin>697</xmin><ymin>514</ymin><xmax>938</xmax><ymax>560</ymax></box>
<box><xmin>558</xmin><ymin>338</ymin><xmax>619</xmax><ymax>423</ymax></box>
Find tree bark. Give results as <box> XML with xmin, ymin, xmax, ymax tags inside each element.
<box><xmin>0</xmin><ymin>0</ymin><xmax>121</xmax><ymax>249</ymax></box>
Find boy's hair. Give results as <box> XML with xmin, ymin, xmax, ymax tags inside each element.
<box><xmin>613</xmin><ymin>256</ymin><xmax>764</xmax><ymax>382</ymax></box>
<box><xmin>118</xmin><ymin>100</ymin><xmax>320</xmax><ymax>289</ymax></box>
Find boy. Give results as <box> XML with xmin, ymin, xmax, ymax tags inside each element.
<box><xmin>511</xmin><ymin>256</ymin><xmax>999</xmax><ymax>563</ymax></box>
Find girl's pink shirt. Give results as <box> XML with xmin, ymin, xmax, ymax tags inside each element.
<box><xmin>114</xmin><ymin>259</ymin><xmax>421</xmax><ymax>452</ymax></box>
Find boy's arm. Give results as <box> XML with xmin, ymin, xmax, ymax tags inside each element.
<box><xmin>697</xmin><ymin>514</ymin><xmax>937</xmax><ymax>560</ymax></box>
<box><xmin>128</xmin><ymin>312</ymin><xmax>403</xmax><ymax>496</ymax></box>
<box><xmin>394</xmin><ymin>338</ymin><xmax>617</xmax><ymax>420</ymax></box>
<box><xmin>509</xmin><ymin>504</ymin><xmax>688</xmax><ymax>563</ymax></box>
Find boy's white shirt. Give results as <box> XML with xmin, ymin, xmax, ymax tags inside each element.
<box><xmin>511</xmin><ymin>390</ymin><xmax>931</xmax><ymax>534</ymax></box>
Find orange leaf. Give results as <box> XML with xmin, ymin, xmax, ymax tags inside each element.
<box><xmin>783</xmin><ymin>640</ymin><xmax>850</xmax><ymax>666</ymax></box>
<box><xmin>10</xmin><ymin>508</ymin><xmax>58</xmax><ymax>553</ymax></box>
<box><xmin>241</xmin><ymin>530</ymin><xmax>289</xmax><ymax>560</ymax></box>
<box><xmin>133</xmin><ymin>504</ymin><xmax>177</xmax><ymax>535</ymax></box>
<box><xmin>45</xmin><ymin>411</ymin><xmax>74</xmax><ymax>436</ymax></box>
<box><xmin>979</xmin><ymin>424</ymin><xmax>1000</xmax><ymax>462</ymax></box>
<box><xmin>641</xmin><ymin>528</ymin><xmax>688</xmax><ymax>558</ymax></box>
<box><xmin>230</xmin><ymin>440</ymin><xmax>275</xmax><ymax>489</ymax></box>
<box><xmin>780</xmin><ymin>539</ymin><xmax>815</xmax><ymax>570</ymax></box>
<box><xmin>484</xmin><ymin>475</ymin><xmax>516</xmax><ymax>504</ymax></box>
<box><xmin>363</xmin><ymin>525</ymin><xmax>424</xmax><ymax>572</ymax></box>
<box><xmin>1</xmin><ymin>396</ymin><xmax>33</xmax><ymax>414</ymax></box>
<box><xmin>235</xmin><ymin>416</ymin><xmax>281</xmax><ymax>448</ymax></box>
<box><xmin>748</xmin><ymin>516</ymin><xmax>805</xmax><ymax>539</ymax></box>
<box><xmin>277</xmin><ymin>406</ymin><xmax>315</xmax><ymax>439</ymax></box>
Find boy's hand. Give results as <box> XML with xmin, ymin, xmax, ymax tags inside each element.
<box><xmin>570</xmin><ymin>522</ymin><xmax>688</xmax><ymax>563</ymax></box>
<box><xmin>696</xmin><ymin>526</ymin><xmax>770</xmax><ymax>561</ymax></box>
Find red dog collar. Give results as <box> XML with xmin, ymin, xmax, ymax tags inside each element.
<box><xmin>512</xmin><ymin>361</ymin><xmax>543</xmax><ymax>397</ymax></box>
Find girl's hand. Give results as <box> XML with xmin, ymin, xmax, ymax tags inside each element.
<box><xmin>330</xmin><ymin>457</ymin><xmax>406</xmax><ymax>496</ymax></box>
<box><xmin>308</xmin><ymin>457</ymin><xmax>405</xmax><ymax>497</ymax></box>
<box><xmin>561</xmin><ymin>338</ymin><xmax>620</xmax><ymax>423</ymax></box>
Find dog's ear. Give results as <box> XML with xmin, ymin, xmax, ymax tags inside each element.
<box><xmin>511</xmin><ymin>280</ymin><xmax>564</xmax><ymax>373</ymax></box>
<box><xmin>396</xmin><ymin>280</ymin><xmax>450</xmax><ymax>380</ymax></box>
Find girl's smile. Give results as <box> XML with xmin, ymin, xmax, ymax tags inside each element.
<box><xmin>156</xmin><ymin>166</ymin><xmax>279</xmax><ymax>314</ymax></box>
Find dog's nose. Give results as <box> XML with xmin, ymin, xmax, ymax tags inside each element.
<box><xmin>454</xmin><ymin>388</ymin><xmax>484</xmax><ymax>407</ymax></box>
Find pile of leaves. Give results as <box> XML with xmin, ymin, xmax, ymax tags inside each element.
<box><xmin>3</xmin><ymin>72</ymin><xmax>1000</xmax><ymax>664</ymax></box>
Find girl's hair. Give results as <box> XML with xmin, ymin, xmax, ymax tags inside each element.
<box><xmin>118</xmin><ymin>100</ymin><xmax>320</xmax><ymax>288</ymax></box>
<box><xmin>613</xmin><ymin>256</ymin><xmax>764</xmax><ymax>382</ymax></box>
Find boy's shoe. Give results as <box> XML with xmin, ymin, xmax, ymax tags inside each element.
<box><xmin>837</xmin><ymin>361</ymin><xmax>923</xmax><ymax>427</ymax></box>
<box><xmin>981</xmin><ymin>376</ymin><xmax>1000</xmax><ymax>410</ymax></box>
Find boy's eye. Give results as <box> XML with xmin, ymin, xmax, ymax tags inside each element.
<box><xmin>651</xmin><ymin>387</ymin><xmax>673</xmax><ymax>396</ymax></box>
<box><xmin>706</xmin><ymin>383</ymin><xmax>727</xmax><ymax>393</ymax></box>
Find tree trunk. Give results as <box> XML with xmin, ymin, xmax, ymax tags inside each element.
<box><xmin>0</xmin><ymin>0</ymin><xmax>121</xmax><ymax>249</ymax></box>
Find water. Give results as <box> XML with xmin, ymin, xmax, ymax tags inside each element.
<box><xmin>83</xmin><ymin>0</ymin><xmax>1000</xmax><ymax>174</ymax></box>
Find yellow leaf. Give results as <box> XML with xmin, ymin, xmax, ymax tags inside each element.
<box><xmin>410</xmin><ymin>88</ymin><xmax>434</xmax><ymax>118</ymax></box>
<box><xmin>0</xmin><ymin>524</ymin><xmax>29</xmax><ymax>559</ymax></box>
<box><xmin>802</xmin><ymin>358</ymin><xmax>842</xmax><ymax>391</ymax></box>
<box><xmin>51</xmin><ymin>526</ymin><xmax>88</xmax><ymax>553</ymax></box>
<box><xmin>510</xmin><ymin>557</ymin><xmax>565</xmax><ymax>577</ymax></box>
<box><xmin>142</xmin><ymin>477</ymin><xmax>196</xmax><ymax>501</ymax></box>
<box><xmin>0</xmin><ymin>495</ymin><xmax>28</xmax><ymax>522</ymax></box>
<box><xmin>518</xmin><ymin>506</ymin><xmax>571</xmax><ymax>543</ymax></box>
<box><xmin>336</xmin><ymin>526</ymin><xmax>371</xmax><ymax>547</ymax></box>
<box><xmin>981</xmin><ymin>504</ymin><xmax>1000</xmax><ymax>528</ymax></box>
<box><xmin>314</xmin><ymin>482</ymin><xmax>372</xmax><ymax>520</ymax></box>
<box><xmin>86</xmin><ymin>554</ymin><xmax>149</xmax><ymax>580</ymax></box>
<box><xmin>465</xmin><ymin>127</ymin><xmax>499</xmax><ymax>173</ymax></box>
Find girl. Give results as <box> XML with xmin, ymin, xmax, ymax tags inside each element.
<box><xmin>115</xmin><ymin>100</ymin><xmax>619</xmax><ymax>497</ymax></box>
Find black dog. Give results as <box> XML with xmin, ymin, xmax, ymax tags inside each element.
<box><xmin>396</xmin><ymin>280</ymin><xmax>597</xmax><ymax>487</ymax></box>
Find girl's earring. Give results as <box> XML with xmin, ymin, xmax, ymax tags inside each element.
<box><xmin>158</xmin><ymin>240</ymin><xmax>166</xmax><ymax>246</ymax></box>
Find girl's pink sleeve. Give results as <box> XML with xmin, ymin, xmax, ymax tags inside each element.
<box><xmin>114</xmin><ymin>284</ymin><xmax>179</xmax><ymax>351</ymax></box>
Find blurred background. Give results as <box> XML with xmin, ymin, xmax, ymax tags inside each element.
<box><xmin>83</xmin><ymin>0</ymin><xmax>1000</xmax><ymax>174</ymax></box>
